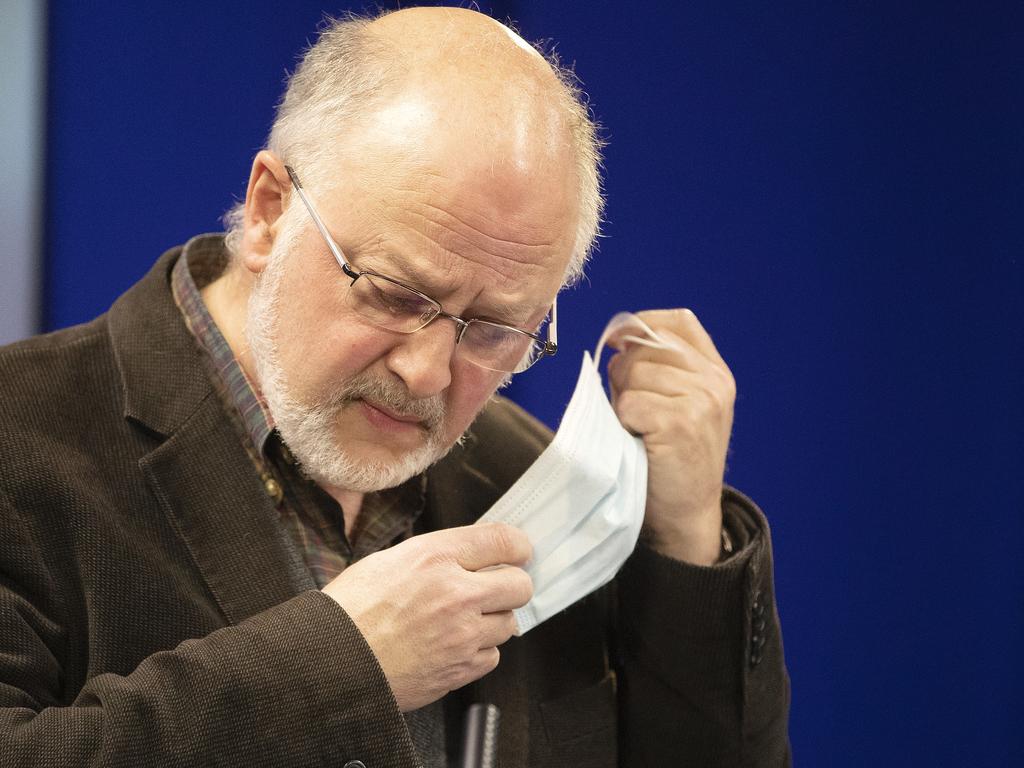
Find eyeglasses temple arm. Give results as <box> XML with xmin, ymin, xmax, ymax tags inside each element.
<box><xmin>284</xmin><ymin>165</ymin><xmax>357</xmax><ymax>279</ymax></box>
<box><xmin>549</xmin><ymin>295</ymin><xmax>558</xmax><ymax>349</ymax></box>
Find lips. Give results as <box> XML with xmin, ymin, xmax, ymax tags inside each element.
<box><xmin>363</xmin><ymin>400</ymin><xmax>422</xmax><ymax>424</ymax></box>
<box><xmin>356</xmin><ymin>399</ymin><xmax>430</xmax><ymax>437</ymax></box>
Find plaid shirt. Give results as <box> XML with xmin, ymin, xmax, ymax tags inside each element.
<box><xmin>171</xmin><ymin>235</ymin><xmax>426</xmax><ymax>588</ymax></box>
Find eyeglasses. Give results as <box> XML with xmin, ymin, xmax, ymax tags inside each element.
<box><xmin>285</xmin><ymin>166</ymin><xmax>558</xmax><ymax>374</ymax></box>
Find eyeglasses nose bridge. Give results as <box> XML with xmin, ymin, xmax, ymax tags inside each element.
<box><xmin>431</xmin><ymin>310</ymin><xmax>470</xmax><ymax>344</ymax></box>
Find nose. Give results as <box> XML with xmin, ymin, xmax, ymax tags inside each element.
<box><xmin>384</xmin><ymin>318</ymin><xmax>457</xmax><ymax>399</ymax></box>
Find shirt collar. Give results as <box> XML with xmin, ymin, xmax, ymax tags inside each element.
<box><xmin>171</xmin><ymin>234</ymin><xmax>276</xmax><ymax>453</ymax></box>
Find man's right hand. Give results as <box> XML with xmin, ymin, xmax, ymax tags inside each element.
<box><xmin>321</xmin><ymin>523</ymin><xmax>533</xmax><ymax>712</ymax></box>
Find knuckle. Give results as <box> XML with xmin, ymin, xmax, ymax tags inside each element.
<box><xmin>491</xmin><ymin>528</ymin><xmax>516</xmax><ymax>557</ymax></box>
<box><xmin>441</xmin><ymin>664</ymin><xmax>467</xmax><ymax>692</ymax></box>
<box><xmin>434</xmin><ymin>599</ymin><xmax>461</xmax><ymax>629</ymax></box>
<box><xmin>491</xmin><ymin>522</ymin><xmax>528</xmax><ymax>563</ymax></box>
<box><xmin>712</xmin><ymin>363</ymin><xmax>736</xmax><ymax>392</ymax></box>
<box><xmin>607</xmin><ymin>352</ymin><xmax>623</xmax><ymax>381</ymax></box>
<box><xmin>669</xmin><ymin>410</ymin><xmax>697</xmax><ymax>437</ymax></box>
<box><xmin>626</xmin><ymin>359</ymin><xmax>650</xmax><ymax>389</ymax></box>
<box><xmin>487</xmin><ymin>523</ymin><xmax>516</xmax><ymax>561</ymax></box>
<box><xmin>448</xmin><ymin>579</ymin><xmax>478</xmax><ymax>612</ymax></box>
<box><xmin>487</xmin><ymin>615</ymin><xmax>514</xmax><ymax>648</ymax></box>
<box><xmin>517</xmin><ymin>570</ymin><xmax>534</xmax><ymax>603</ymax></box>
<box><xmin>616</xmin><ymin>389</ymin><xmax>637</xmax><ymax>413</ymax></box>
<box><xmin>702</xmin><ymin>388</ymin><xmax>723</xmax><ymax>417</ymax></box>
<box><xmin>451</xmin><ymin>614</ymin><xmax>479</xmax><ymax>650</ymax></box>
<box><xmin>640</xmin><ymin>308</ymin><xmax>675</xmax><ymax>326</ymax></box>
<box><xmin>504</xmin><ymin>612</ymin><xmax>518</xmax><ymax>639</ymax></box>
<box><xmin>482</xmin><ymin>648</ymin><xmax>501</xmax><ymax>674</ymax></box>
<box><xmin>710</xmin><ymin>382</ymin><xmax>735</xmax><ymax>414</ymax></box>
<box><xmin>416</xmin><ymin>534</ymin><xmax>454</xmax><ymax>568</ymax></box>
<box><xmin>618</xmin><ymin>356</ymin><xmax>643</xmax><ymax>382</ymax></box>
<box><xmin>424</xmin><ymin>548</ymin><xmax>451</xmax><ymax>570</ymax></box>
<box><xmin>723</xmin><ymin>371</ymin><xmax>737</xmax><ymax>400</ymax></box>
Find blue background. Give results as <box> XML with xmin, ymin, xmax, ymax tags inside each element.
<box><xmin>44</xmin><ymin>1</ymin><xmax>1023</xmax><ymax>763</ymax></box>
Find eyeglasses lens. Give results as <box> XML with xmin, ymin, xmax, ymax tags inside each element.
<box><xmin>349</xmin><ymin>274</ymin><xmax>437</xmax><ymax>332</ymax></box>
<box><xmin>347</xmin><ymin>275</ymin><xmax>543</xmax><ymax>373</ymax></box>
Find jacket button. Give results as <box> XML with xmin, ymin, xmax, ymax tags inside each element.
<box><xmin>262</xmin><ymin>475</ymin><xmax>283</xmax><ymax>503</ymax></box>
<box><xmin>343</xmin><ymin>761</ymin><xmax>367</xmax><ymax>768</ymax></box>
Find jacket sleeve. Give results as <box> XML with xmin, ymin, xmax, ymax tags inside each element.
<box><xmin>613</xmin><ymin>486</ymin><xmax>791</xmax><ymax>767</ymax></box>
<box><xmin>0</xmin><ymin>502</ymin><xmax>418</xmax><ymax>768</ymax></box>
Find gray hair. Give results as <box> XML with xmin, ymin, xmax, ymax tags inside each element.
<box><xmin>223</xmin><ymin>11</ymin><xmax>604</xmax><ymax>287</ymax></box>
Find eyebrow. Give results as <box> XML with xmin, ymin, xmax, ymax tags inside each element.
<box><xmin>356</xmin><ymin>250</ymin><xmax>537</xmax><ymax>328</ymax></box>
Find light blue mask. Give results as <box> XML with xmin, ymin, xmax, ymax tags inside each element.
<box><xmin>478</xmin><ymin>312</ymin><xmax>680</xmax><ymax>634</ymax></box>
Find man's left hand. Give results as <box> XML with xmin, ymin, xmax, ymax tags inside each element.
<box><xmin>607</xmin><ymin>308</ymin><xmax>736</xmax><ymax>566</ymax></box>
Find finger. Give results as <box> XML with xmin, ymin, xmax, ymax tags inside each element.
<box><xmin>472</xmin><ymin>565</ymin><xmax>533</xmax><ymax>613</ymax></box>
<box><xmin>607</xmin><ymin>332</ymin><xmax>711</xmax><ymax>375</ymax></box>
<box><xmin>477</xmin><ymin>611</ymin><xmax>518</xmax><ymax>649</ymax></box>
<box><xmin>449</xmin><ymin>647</ymin><xmax>504</xmax><ymax>693</ymax></box>
<box><xmin>614</xmin><ymin>388</ymin><xmax>733</xmax><ymax>443</ymax></box>
<box><xmin>613</xmin><ymin>389</ymin><xmax>680</xmax><ymax>439</ymax></box>
<box><xmin>608</xmin><ymin>351</ymin><xmax>700</xmax><ymax>397</ymax></box>
<box><xmin>608</xmin><ymin>347</ymin><xmax>720</xmax><ymax>407</ymax></box>
<box><xmin>611</xmin><ymin>358</ymin><xmax>735</xmax><ymax>403</ymax></box>
<box><xmin>635</xmin><ymin>309</ymin><xmax>727</xmax><ymax>367</ymax></box>
<box><xmin>471</xmin><ymin>647</ymin><xmax>501</xmax><ymax>678</ymax></box>
<box><xmin>439</xmin><ymin>523</ymin><xmax>533</xmax><ymax>571</ymax></box>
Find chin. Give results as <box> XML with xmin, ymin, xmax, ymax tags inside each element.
<box><xmin>286</xmin><ymin>427</ymin><xmax>457</xmax><ymax>493</ymax></box>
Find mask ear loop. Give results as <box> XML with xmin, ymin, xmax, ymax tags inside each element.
<box><xmin>593</xmin><ymin>312</ymin><xmax>683</xmax><ymax>370</ymax></box>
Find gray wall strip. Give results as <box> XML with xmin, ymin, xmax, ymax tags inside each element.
<box><xmin>0</xmin><ymin>0</ymin><xmax>46</xmax><ymax>344</ymax></box>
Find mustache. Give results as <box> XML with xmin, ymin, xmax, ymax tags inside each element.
<box><xmin>327</xmin><ymin>373</ymin><xmax>446</xmax><ymax>431</ymax></box>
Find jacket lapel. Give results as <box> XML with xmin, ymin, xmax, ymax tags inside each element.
<box><xmin>109</xmin><ymin>244</ymin><xmax>313</xmax><ymax>626</ymax></box>
<box><xmin>140</xmin><ymin>392</ymin><xmax>315</xmax><ymax>624</ymax></box>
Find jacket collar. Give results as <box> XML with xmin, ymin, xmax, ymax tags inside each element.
<box><xmin>108</xmin><ymin>240</ymin><xmax>216</xmax><ymax>438</ymax></box>
<box><xmin>107</xmin><ymin>238</ymin><xmax>314</xmax><ymax>623</ymax></box>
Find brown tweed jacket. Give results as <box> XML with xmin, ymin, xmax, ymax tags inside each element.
<box><xmin>0</xmin><ymin>245</ymin><xmax>790</xmax><ymax>767</ymax></box>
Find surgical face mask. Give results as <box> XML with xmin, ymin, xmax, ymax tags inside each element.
<box><xmin>477</xmin><ymin>313</ymin><xmax>681</xmax><ymax>635</ymax></box>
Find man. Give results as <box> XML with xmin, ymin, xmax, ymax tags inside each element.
<box><xmin>0</xmin><ymin>7</ymin><xmax>789</xmax><ymax>767</ymax></box>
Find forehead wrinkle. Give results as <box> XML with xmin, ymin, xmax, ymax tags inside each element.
<box><xmin>384</xmin><ymin>199</ymin><xmax>566</xmax><ymax>277</ymax></box>
<box><xmin>409</xmin><ymin>196</ymin><xmax>563</xmax><ymax>248</ymax></box>
<box><xmin>383</xmin><ymin>169</ymin><xmax>569</xmax><ymax>246</ymax></box>
<box><xmin>398</xmin><ymin>204</ymin><xmax>559</xmax><ymax>274</ymax></box>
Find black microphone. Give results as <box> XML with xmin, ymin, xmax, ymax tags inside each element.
<box><xmin>459</xmin><ymin>703</ymin><xmax>500</xmax><ymax>768</ymax></box>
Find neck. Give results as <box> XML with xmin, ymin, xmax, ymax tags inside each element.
<box><xmin>324</xmin><ymin>486</ymin><xmax>365</xmax><ymax>537</ymax></box>
<box><xmin>201</xmin><ymin>266</ymin><xmax>257</xmax><ymax>382</ymax></box>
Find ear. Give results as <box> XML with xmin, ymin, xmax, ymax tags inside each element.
<box><xmin>239</xmin><ymin>150</ymin><xmax>291</xmax><ymax>275</ymax></box>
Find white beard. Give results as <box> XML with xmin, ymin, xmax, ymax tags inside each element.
<box><xmin>244</xmin><ymin>220</ymin><xmax>453</xmax><ymax>492</ymax></box>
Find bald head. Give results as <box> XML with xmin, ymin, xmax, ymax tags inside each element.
<box><xmin>371</xmin><ymin>6</ymin><xmax>546</xmax><ymax>66</ymax></box>
<box><xmin>228</xmin><ymin>6</ymin><xmax>603</xmax><ymax>285</ymax></box>
<box><xmin>345</xmin><ymin>9</ymin><xmax>580</xmax><ymax>242</ymax></box>
<box><xmin>363</xmin><ymin>7</ymin><xmax>572</xmax><ymax>160</ymax></box>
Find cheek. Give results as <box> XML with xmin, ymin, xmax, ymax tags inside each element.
<box><xmin>274</xmin><ymin>281</ymin><xmax>390</xmax><ymax>393</ymax></box>
<box><xmin>444</xmin><ymin>363</ymin><xmax>505</xmax><ymax>435</ymax></box>
<box><xmin>309</xmin><ymin>326</ymin><xmax>396</xmax><ymax>394</ymax></box>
